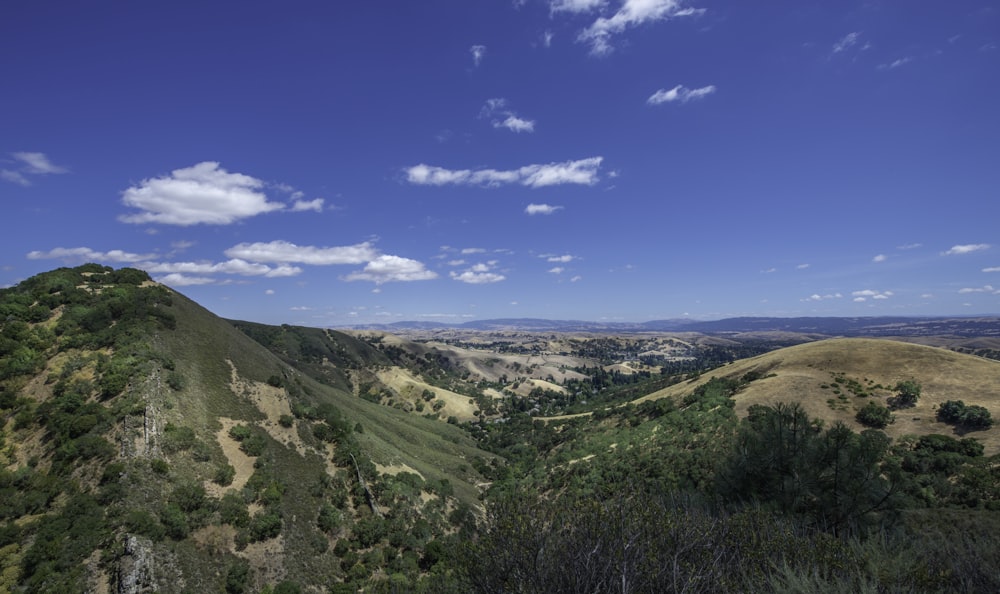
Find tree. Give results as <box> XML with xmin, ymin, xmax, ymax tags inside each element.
<box><xmin>938</xmin><ymin>400</ymin><xmax>994</xmax><ymax>430</ymax></box>
<box><xmin>889</xmin><ymin>380</ymin><xmax>921</xmax><ymax>409</ymax></box>
<box><xmin>856</xmin><ymin>401</ymin><xmax>892</xmax><ymax>429</ymax></box>
<box><xmin>718</xmin><ymin>403</ymin><xmax>898</xmax><ymax>534</ymax></box>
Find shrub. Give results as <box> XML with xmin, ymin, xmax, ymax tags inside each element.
<box><xmin>150</xmin><ymin>459</ymin><xmax>169</xmax><ymax>475</ymax></box>
<box><xmin>214</xmin><ymin>464</ymin><xmax>236</xmax><ymax>486</ymax></box>
<box><xmin>856</xmin><ymin>401</ymin><xmax>892</xmax><ymax>429</ymax></box>
<box><xmin>938</xmin><ymin>400</ymin><xmax>994</xmax><ymax>430</ymax></box>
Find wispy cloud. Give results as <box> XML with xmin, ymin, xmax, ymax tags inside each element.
<box><xmin>577</xmin><ymin>0</ymin><xmax>705</xmax><ymax>56</ymax></box>
<box><xmin>525</xmin><ymin>203</ymin><xmax>564</xmax><ymax>215</ymax></box>
<box><xmin>470</xmin><ymin>44</ymin><xmax>487</xmax><ymax>67</ymax></box>
<box><xmin>26</xmin><ymin>246</ymin><xmax>155</xmax><ymax>263</ymax></box>
<box><xmin>224</xmin><ymin>240</ymin><xmax>378</xmax><ymax>265</ymax></box>
<box><xmin>344</xmin><ymin>255</ymin><xmax>438</xmax><ymax>284</ymax></box>
<box><xmin>1</xmin><ymin>170</ymin><xmax>33</xmax><ymax>186</ymax></box>
<box><xmin>481</xmin><ymin>98</ymin><xmax>536</xmax><ymax>133</ymax></box>
<box><xmin>544</xmin><ymin>254</ymin><xmax>575</xmax><ymax>263</ymax></box>
<box><xmin>943</xmin><ymin>243</ymin><xmax>990</xmax><ymax>255</ymax></box>
<box><xmin>548</xmin><ymin>267</ymin><xmax>565</xmax><ymax>274</ymax></box>
<box><xmin>119</xmin><ymin>162</ymin><xmax>285</xmax><ymax>225</ymax></box>
<box><xmin>877</xmin><ymin>56</ymin><xmax>912</xmax><ymax>70</ymax></box>
<box><xmin>852</xmin><ymin>289</ymin><xmax>893</xmax><ymax>302</ymax></box>
<box><xmin>2</xmin><ymin>151</ymin><xmax>69</xmax><ymax>186</ymax></box>
<box><xmin>832</xmin><ymin>31</ymin><xmax>862</xmax><ymax>54</ymax></box>
<box><xmin>450</xmin><ymin>261</ymin><xmax>505</xmax><ymax>284</ymax></box>
<box><xmin>958</xmin><ymin>285</ymin><xmax>998</xmax><ymax>294</ymax></box>
<box><xmin>647</xmin><ymin>84</ymin><xmax>716</xmax><ymax>105</ymax></box>
<box><xmin>405</xmin><ymin>157</ymin><xmax>603</xmax><ymax>188</ymax></box>
<box><xmin>290</xmin><ymin>197</ymin><xmax>325</xmax><ymax>212</ymax></box>
<box><xmin>142</xmin><ymin>259</ymin><xmax>302</xmax><ymax>278</ymax></box>
<box><xmin>803</xmin><ymin>293</ymin><xmax>843</xmax><ymax>302</ymax></box>
<box><xmin>872</xmin><ymin>254</ymin><xmax>887</xmax><ymax>263</ymax></box>
<box><xmin>13</xmin><ymin>152</ymin><xmax>68</xmax><ymax>174</ymax></box>
<box><xmin>983</xmin><ymin>267</ymin><xmax>1000</xmax><ymax>273</ymax></box>
<box><xmin>550</xmin><ymin>0</ymin><xmax>606</xmax><ymax>14</ymax></box>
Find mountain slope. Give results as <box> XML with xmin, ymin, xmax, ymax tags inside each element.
<box><xmin>635</xmin><ymin>338</ymin><xmax>1000</xmax><ymax>453</ymax></box>
<box><xmin>0</xmin><ymin>265</ymin><xmax>493</xmax><ymax>593</ymax></box>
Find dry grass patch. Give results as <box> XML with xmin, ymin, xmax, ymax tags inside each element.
<box><xmin>206</xmin><ymin>418</ymin><xmax>256</xmax><ymax>497</ymax></box>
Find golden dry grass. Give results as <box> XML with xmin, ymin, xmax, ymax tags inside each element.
<box><xmin>634</xmin><ymin>338</ymin><xmax>1000</xmax><ymax>453</ymax></box>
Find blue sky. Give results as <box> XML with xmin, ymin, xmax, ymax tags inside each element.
<box><xmin>2</xmin><ymin>1</ymin><xmax>999</xmax><ymax>326</ymax></box>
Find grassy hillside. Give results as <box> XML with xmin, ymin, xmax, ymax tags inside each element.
<box><xmin>0</xmin><ymin>265</ymin><xmax>493</xmax><ymax>593</ymax></box>
<box><xmin>631</xmin><ymin>338</ymin><xmax>1000</xmax><ymax>453</ymax></box>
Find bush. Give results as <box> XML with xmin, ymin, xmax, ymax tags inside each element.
<box><xmin>938</xmin><ymin>400</ymin><xmax>994</xmax><ymax>430</ymax></box>
<box><xmin>856</xmin><ymin>401</ymin><xmax>892</xmax><ymax>428</ymax></box>
<box><xmin>166</xmin><ymin>371</ymin><xmax>185</xmax><ymax>391</ymax></box>
<box><xmin>214</xmin><ymin>464</ymin><xmax>236</xmax><ymax>486</ymax></box>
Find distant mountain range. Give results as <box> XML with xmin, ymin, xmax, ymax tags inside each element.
<box><xmin>344</xmin><ymin>316</ymin><xmax>1000</xmax><ymax>337</ymax></box>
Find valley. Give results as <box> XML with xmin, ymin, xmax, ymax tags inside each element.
<box><xmin>1</xmin><ymin>266</ymin><xmax>999</xmax><ymax>593</ymax></box>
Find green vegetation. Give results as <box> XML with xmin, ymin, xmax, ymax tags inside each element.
<box><xmin>2</xmin><ymin>265</ymin><xmax>998</xmax><ymax>592</ymax></box>
<box><xmin>856</xmin><ymin>400</ymin><xmax>893</xmax><ymax>428</ymax></box>
<box><xmin>938</xmin><ymin>399</ymin><xmax>994</xmax><ymax>430</ymax></box>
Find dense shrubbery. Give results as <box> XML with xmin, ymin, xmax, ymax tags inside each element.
<box><xmin>856</xmin><ymin>400</ymin><xmax>892</xmax><ymax>428</ymax></box>
<box><xmin>938</xmin><ymin>399</ymin><xmax>994</xmax><ymax>430</ymax></box>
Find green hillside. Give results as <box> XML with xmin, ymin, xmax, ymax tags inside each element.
<box><xmin>0</xmin><ymin>265</ymin><xmax>492</xmax><ymax>592</ymax></box>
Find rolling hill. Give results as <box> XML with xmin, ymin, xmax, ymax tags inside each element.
<box><xmin>0</xmin><ymin>265</ymin><xmax>493</xmax><ymax>592</ymax></box>
<box><xmin>632</xmin><ymin>337</ymin><xmax>1000</xmax><ymax>453</ymax></box>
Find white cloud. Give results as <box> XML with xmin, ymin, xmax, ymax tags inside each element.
<box><xmin>156</xmin><ymin>273</ymin><xmax>216</xmax><ymax>287</ymax></box>
<box><xmin>832</xmin><ymin>31</ymin><xmax>862</xmax><ymax>54</ymax></box>
<box><xmin>570</xmin><ymin>275</ymin><xmax>583</xmax><ymax>282</ymax></box>
<box><xmin>548</xmin><ymin>267</ymin><xmax>565</xmax><ymax>274</ymax></box>
<box><xmin>983</xmin><ymin>267</ymin><xmax>1000</xmax><ymax>273</ymax></box>
<box><xmin>796</xmin><ymin>263</ymin><xmax>810</xmax><ymax>269</ymax></box>
<box><xmin>13</xmin><ymin>152</ymin><xmax>68</xmax><ymax>174</ymax></box>
<box><xmin>224</xmin><ymin>240</ymin><xmax>378</xmax><ymax>265</ymax></box>
<box><xmin>872</xmin><ymin>254</ymin><xmax>887</xmax><ymax>263</ymax></box>
<box><xmin>958</xmin><ymin>285</ymin><xmax>998</xmax><ymax>294</ymax></box>
<box><xmin>450</xmin><ymin>260</ymin><xmax>506</xmax><ymax>284</ymax></box>
<box><xmin>482</xmin><ymin>98</ymin><xmax>536</xmax><ymax>133</ymax></box>
<box><xmin>470</xmin><ymin>44</ymin><xmax>487</xmax><ymax>67</ymax></box>
<box><xmin>496</xmin><ymin>115</ymin><xmax>536</xmax><ymax>133</ymax></box>
<box><xmin>291</xmin><ymin>197</ymin><xmax>324</xmax><ymax>212</ymax></box>
<box><xmin>525</xmin><ymin>203</ymin><xmax>564</xmax><ymax>215</ymax></box>
<box><xmin>878</xmin><ymin>56</ymin><xmax>912</xmax><ymax>70</ymax></box>
<box><xmin>344</xmin><ymin>255</ymin><xmax>438</xmax><ymax>284</ymax></box>
<box><xmin>647</xmin><ymin>84</ymin><xmax>716</xmax><ymax>105</ymax></box>
<box><xmin>803</xmin><ymin>293</ymin><xmax>843</xmax><ymax>302</ymax></box>
<box><xmin>451</xmin><ymin>270</ymin><xmax>506</xmax><ymax>284</ymax></box>
<box><xmin>119</xmin><ymin>162</ymin><xmax>285</xmax><ymax>225</ymax></box>
<box><xmin>1</xmin><ymin>170</ymin><xmax>31</xmax><ymax>186</ymax></box>
<box><xmin>898</xmin><ymin>243</ymin><xmax>922</xmax><ymax>250</ymax></box>
<box><xmin>3</xmin><ymin>151</ymin><xmax>69</xmax><ymax>185</ymax></box>
<box><xmin>406</xmin><ymin>157</ymin><xmax>603</xmax><ymax>188</ymax></box>
<box><xmin>264</xmin><ymin>289</ymin><xmax>275</xmax><ymax>295</ymax></box>
<box><xmin>943</xmin><ymin>244</ymin><xmax>990</xmax><ymax>255</ymax></box>
<box><xmin>550</xmin><ymin>0</ymin><xmax>606</xmax><ymax>14</ymax></box>
<box><xmin>447</xmin><ymin>259</ymin><xmax>466</xmax><ymax>266</ymax></box>
<box><xmin>27</xmin><ymin>246</ymin><xmax>155</xmax><ymax>263</ymax></box>
<box><xmin>851</xmin><ymin>289</ymin><xmax>893</xmax><ymax>302</ymax></box>
<box><xmin>543</xmin><ymin>30</ymin><xmax>554</xmax><ymax>47</ymax></box>
<box><xmin>142</xmin><ymin>259</ymin><xmax>303</xmax><ymax>278</ymax></box>
<box><xmin>546</xmin><ymin>254</ymin><xmax>575</xmax><ymax>263</ymax></box>
<box><xmin>578</xmin><ymin>0</ymin><xmax>704</xmax><ymax>56</ymax></box>
<box><xmin>461</xmin><ymin>248</ymin><xmax>486</xmax><ymax>255</ymax></box>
